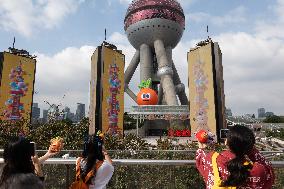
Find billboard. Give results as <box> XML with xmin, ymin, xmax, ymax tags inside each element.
<box><xmin>101</xmin><ymin>46</ymin><xmax>124</xmax><ymax>135</ymax></box>
<box><xmin>89</xmin><ymin>44</ymin><xmax>124</xmax><ymax>135</ymax></box>
<box><xmin>188</xmin><ymin>43</ymin><xmax>218</xmax><ymax>139</ymax></box>
<box><xmin>0</xmin><ymin>52</ymin><xmax>36</xmax><ymax>121</ymax></box>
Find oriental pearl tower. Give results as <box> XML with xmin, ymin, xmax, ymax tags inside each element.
<box><xmin>124</xmin><ymin>0</ymin><xmax>188</xmax><ymax>105</ymax></box>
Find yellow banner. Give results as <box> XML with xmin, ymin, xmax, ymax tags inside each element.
<box><xmin>0</xmin><ymin>52</ymin><xmax>36</xmax><ymax>121</ymax></box>
<box><xmin>101</xmin><ymin>46</ymin><xmax>124</xmax><ymax>135</ymax></box>
<box><xmin>188</xmin><ymin>43</ymin><xmax>217</xmax><ymax>136</ymax></box>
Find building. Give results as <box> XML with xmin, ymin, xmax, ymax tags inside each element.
<box><xmin>89</xmin><ymin>42</ymin><xmax>124</xmax><ymax>135</ymax></box>
<box><xmin>258</xmin><ymin>108</ymin><xmax>266</xmax><ymax>118</ymax></box>
<box><xmin>225</xmin><ymin>108</ymin><xmax>233</xmax><ymax>117</ymax></box>
<box><xmin>0</xmin><ymin>49</ymin><xmax>36</xmax><ymax>121</ymax></box>
<box><xmin>76</xmin><ymin>103</ymin><xmax>85</xmax><ymax>122</ymax></box>
<box><xmin>42</xmin><ymin>109</ymin><xmax>48</xmax><ymax>123</ymax></box>
<box><xmin>63</xmin><ymin>106</ymin><xmax>75</xmax><ymax>122</ymax></box>
<box><xmin>188</xmin><ymin>39</ymin><xmax>226</xmax><ymax>142</ymax></box>
<box><xmin>32</xmin><ymin>103</ymin><xmax>40</xmax><ymax>119</ymax></box>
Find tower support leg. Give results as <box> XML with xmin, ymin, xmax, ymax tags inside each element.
<box><xmin>154</xmin><ymin>40</ymin><xmax>178</xmax><ymax>105</ymax></box>
<box><xmin>140</xmin><ymin>44</ymin><xmax>153</xmax><ymax>84</ymax></box>
<box><xmin>165</xmin><ymin>48</ymin><xmax>188</xmax><ymax>105</ymax></box>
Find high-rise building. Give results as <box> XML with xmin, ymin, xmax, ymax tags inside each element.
<box><xmin>63</xmin><ymin>106</ymin><xmax>75</xmax><ymax>122</ymax></box>
<box><xmin>0</xmin><ymin>49</ymin><xmax>36</xmax><ymax>121</ymax></box>
<box><xmin>32</xmin><ymin>103</ymin><xmax>40</xmax><ymax>119</ymax></box>
<box><xmin>225</xmin><ymin>108</ymin><xmax>233</xmax><ymax>117</ymax></box>
<box><xmin>76</xmin><ymin>103</ymin><xmax>85</xmax><ymax>122</ymax></box>
<box><xmin>89</xmin><ymin>42</ymin><xmax>124</xmax><ymax>135</ymax></box>
<box><xmin>63</xmin><ymin>106</ymin><xmax>70</xmax><ymax>120</ymax></box>
<box><xmin>43</xmin><ymin>109</ymin><xmax>48</xmax><ymax>123</ymax></box>
<box><xmin>258</xmin><ymin>108</ymin><xmax>265</xmax><ymax>118</ymax></box>
<box><xmin>188</xmin><ymin>39</ymin><xmax>226</xmax><ymax>142</ymax></box>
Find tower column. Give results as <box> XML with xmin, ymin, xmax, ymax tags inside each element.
<box><xmin>154</xmin><ymin>39</ymin><xmax>178</xmax><ymax>105</ymax></box>
<box><xmin>166</xmin><ymin>48</ymin><xmax>188</xmax><ymax>105</ymax></box>
<box><xmin>124</xmin><ymin>50</ymin><xmax>140</xmax><ymax>85</ymax></box>
<box><xmin>140</xmin><ymin>44</ymin><xmax>153</xmax><ymax>83</ymax></box>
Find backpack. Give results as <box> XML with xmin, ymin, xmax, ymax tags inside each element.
<box><xmin>69</xmin><ymin>158</ymin><xmax>103</xmax><ymax>189</ymax></box>
<box><xmin>211</xmin><ymin>152</ymin><xmax>236</xmax><ymax>189</ymax></box>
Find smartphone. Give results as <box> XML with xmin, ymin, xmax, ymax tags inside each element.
<box><xmin>220</xmin><ymin>129</ymin><xmax>229</xmax><ymax>139</ymax></box>
<box><xmin>29</xmin><ymin>142</ymin><xmax>36</xmax><ymax>156</ymax></box>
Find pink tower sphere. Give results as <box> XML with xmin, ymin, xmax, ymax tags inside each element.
<box><xmin>124</xmin><ymin>0</ymin><xmax>185</xmax><ymax>49</ymax></box>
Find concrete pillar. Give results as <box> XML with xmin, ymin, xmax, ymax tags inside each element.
<box><xmin>125</xmin><ymin>86</ymin><xmax>137</xmax><ymax>103</ymax></box>
<box><xmin>154</xmin><ymin>40</ymin><xmax>178</xmax><ymax>105</ymax></box>
<box><xmin>158</xmin><ymin>83</ymin><xmax>164</xmax><ymax>105</ymax></box>
<box><xmin>124</xmin><ymin>50</ymin><xmax>140</xmax><ymax>85</ymax></box>
<box><xmin>166</xmin><ymin>48</ymin><xmax>188</xmax><ymax>105</ymax></box>
<box><xmin>140</xmin><ymin>44</ymin><xmax>153</xmax><ymax>83</ymax></box>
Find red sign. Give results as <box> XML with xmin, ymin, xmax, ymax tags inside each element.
<box><xmin>168</xmin><ymin>128</ymin><xmax>191</xmax><ymax>137</ymax></box>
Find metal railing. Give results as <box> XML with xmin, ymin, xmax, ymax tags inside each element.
<box><xmin>0</xmin><ymin>158</ymin><xmax>284</xmax><ymax>189</ymax></box>
<box><xmin>1</xmin><ymin>150</ymin><xmax>284</xmax><ymax>189</ymax></box>
<box><xmin>1</xmin><ymin>158</ymin><xmax>284</xmax><ymax>167</ymax></box>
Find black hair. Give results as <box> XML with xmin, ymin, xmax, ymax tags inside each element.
<box><xmin>0</xmin><ymin>138</ymin><xmax>35</xmax><ymax>186</ymax></box>
<box><xmin>80</xmin><ymin>135</ymin><xmax>104</xmax><ymax>182</ymax></box>
<box><xmin>222</xmin><ymin>125</ymin><xmax>255</xmax><ymax>186</ymax></box>
<box><xmin>0</xmin><ymin>173</ymin><xmax>44</xmax><ymax>189</ymax></box>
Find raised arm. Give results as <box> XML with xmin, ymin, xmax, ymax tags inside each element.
<box><xmin>195</xmin><ymin>142</ymin><xmax>208</xmax><ymax>178</ymax></box>
<box><xmin>38</xmin><ymin>146</ymin><xmax>58</xmax><ymax>163</ymax></box>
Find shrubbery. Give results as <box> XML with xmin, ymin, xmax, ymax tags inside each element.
<box><xmin>0</xmin><ymin>119</ymin><xmax>284</xmax><ymax>188</ymax></box>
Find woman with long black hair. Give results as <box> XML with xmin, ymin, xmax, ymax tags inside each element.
<box><xmin>74</xmin><ymin>135</ymin><xmax>114</xmax><ymax>189</ymax></box>
<box><xmin>0</xmin><ymin>137</ymin><xmax>56</xmax><ymax>189</ymax></box>
<box><xmin>196</xmin><ymin>125</ymin><xmax>274</xmax><ymax>189</ymax></box>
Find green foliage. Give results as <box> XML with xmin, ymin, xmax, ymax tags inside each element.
<box><xmin>0</xmin><ymin>118</ymin><xmax>88</xmax><ymax>149</ymax></box>
<box><xmin>138</xmin><ymin>78</ymin><xmax>152</xmax><ymax>89</ymax></box>
<box><xmin>265</xmin><ymin>128</ymin><xmax>284</xmax><ymax>140</ymax></box>
<box><xmin>263</xmin><ymin>115</ymin><xmax>284</xmax><ymax>123</ymax></box>
<box><xmin>1</xmin><ymin>120</ymin><xmax>284</xmax><ymax>188</ymax></box>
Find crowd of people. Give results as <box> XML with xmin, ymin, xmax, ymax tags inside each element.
<box><xmin>0</xmin><ymin>125</ymin><xmax>275</xmax><ymax>189</ymax></box>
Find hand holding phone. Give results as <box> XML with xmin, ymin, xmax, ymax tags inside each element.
<box><xmin>29</xmin><ymin>142</ymin><xmax>36</xmax><ymax>156</ymax></box>
<box><xmin>220</xmin><ymin>129</ymin><xmax>229</xmax><ymax>139</ymax></box>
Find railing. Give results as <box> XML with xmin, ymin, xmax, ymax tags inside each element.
<box><xmin>1</xmin><ymin>150</ymin><xmax>284</xmax><ymax>188</ymax></box>
<box><xmin>0</xmin><ymin>158</ymin><xmax>284</xmax><ymax>189</ymax></box>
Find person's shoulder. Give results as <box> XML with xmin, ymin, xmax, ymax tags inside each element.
<box><xmin>219</xmin><ymin>150</ymin><xmax>235</xmax><ymax>160</ymax></box>
<box><xmin>99</xmin><ymin>161</ymin><xmax>114</xmax><ymax>171</ymax></box>
<box><xmin>250</xmin><ymin>162</ymin><xmax>270</xmax><ymax>176</ymax></box>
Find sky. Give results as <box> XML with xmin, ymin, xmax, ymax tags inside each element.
<box><xmin>0</xmin><ymin>0</ymin><xmax>284</xmax><ymax>116</ymax></box>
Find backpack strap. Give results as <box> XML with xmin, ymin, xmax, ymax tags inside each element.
<box><xmin>75</xmin><ymin>157</ymin><xmax>83</xmax><ymax>181</ymax></box>
<box><xmin>212</xmin><ymin>152</ymin><xmax>236</xmax><ymax>189</ymax></box>
<box><xmin>84</xmin><ymin>160</ymin><xmax>104</xmax><ymax>183</ymax></box>
<box><xmin>212</xmin><ymin>152</ymin><xmax>222</xmax><ymax>187</ymax></box>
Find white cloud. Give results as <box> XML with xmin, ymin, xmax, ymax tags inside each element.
<box><xmin>33</xmin><ymin>0</ymin><xmax>284</xmax><ymax>116</ymax></box>
<box><xmin>254</xmin><ymin>0</ymin><xmax>284</xmax><ymax>39</ymax></box>
<box><xmin>187</xmin><ymin>6</ymin><xmax>247</xmax><ymax>26</ymax></box>
<box><xmin>33</xmin><ymin>45</ymin><xmax>95</xmax><ymax>113</ymax></box>
<box><xmin>0</xmin><ymin>0</ymin><xmax>83</xmax><ymax>36</ymax></box>
<box><xmin>214</xmin><ymin>32</ymin><xmax>284</xmax><ymax>115</ymax></box>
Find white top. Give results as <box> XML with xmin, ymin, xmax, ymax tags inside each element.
<box><xmin>78</xmin><ymin>159</ymin><xmax>114</xmax><ymax>189</ymax></box>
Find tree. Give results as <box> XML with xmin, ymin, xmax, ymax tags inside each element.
<box><xmin>263</xmin><ymin>115</ymin><xmax>283</xmax><ymax>123</ymax></box>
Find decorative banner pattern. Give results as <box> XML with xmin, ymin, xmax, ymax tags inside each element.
<box><xmin>107</xmin><ymin>63</ymin><xmax>121</xmax><ymax>134</ymax></box>
<box><xmin>0</xmin><ymin>52</ymin><xmax>36</xmax><ymax>121</ymax></box>
<box><xmin>188</xmin><ymin>43</ymin><xmax>218</xmax><ymax>138</ymax></box>
<box><xmin>101</xmin><ymin>46</ymin><xmax>124</xmax><ymax>136</ymax></box>
<box><xmin>3</xmin><ymin>61</ymin><xmax>28</xmax><ymax>119</ymax></box>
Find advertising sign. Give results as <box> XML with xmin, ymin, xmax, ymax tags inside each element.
<box><xmin>0</xmin><ymin>52</ymin><xmax>36</xmax><ymax>121</ymax></box>
<box><xmin>101</xmin><ymin>46</ymin><xmax>124</xmax><ymax>135</ymax></box>
<box><xmin>188</xmin><ymin>43</ymin><xmax>218</xmax><ymax>138</ymax></box>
